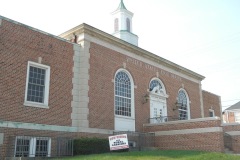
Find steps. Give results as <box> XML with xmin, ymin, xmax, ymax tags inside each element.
<box><xmin>224</xmin><ymin>147</ymin><xmax>234</xmax><ymax>154</ymax></box>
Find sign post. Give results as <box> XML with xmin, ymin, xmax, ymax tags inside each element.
<box><xmin>109</xmin><ymin>134</ymin><xmax>129</xmax><ymax>151</ymax></box>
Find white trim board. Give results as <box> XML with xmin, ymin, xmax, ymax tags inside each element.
<box><xmin>0</xmin><ymin>120</ymin><xmax>113</xmax><ymax>135</ymax></box>
<box><xmin>144</xmin><ymin>117</ymin><xmax>220</xmax><ymax>127</ymax></box>
<box><xmin>155</xmin><ymin>127</ymin><xmax>222</xmax><ymax>136</ymax></box>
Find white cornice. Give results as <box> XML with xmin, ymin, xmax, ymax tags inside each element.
<box><xmin>59</xmin><ymin>23</ymin><xmax>205</xmax><ymax>82</ymax></box>
<box><xmin>111</xmin><ymin>9</ymin><xmax>133</xmax><ymax>17</ymax></box>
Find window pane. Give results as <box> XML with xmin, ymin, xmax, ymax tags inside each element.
<box><xmin>149</xmin><ymin>80</ymin><xmax>162</xmax><ymax>91</ymax></box>
<box><xmin>15</xmin><ymin>138</ymin><xmax>30</xmax><ymax>157</ymax></box>
<box><xmin>35</xmin><ymin>139</ymin><xmax>48</xmax><ymax>157</ymax></box>
<box><xmin>115</xmin><ymin>71</ymin><xmax>131</xmax><ymax>117</ymax></box>
<box><xmin>178</xmin><ymin>90</ymin><xmax>188</xmax><ymax>120</ymax></box>
<box><xmin>27</xmin><ymin>66</ymin><xmax>46</xmax><ymax>103</ymax></box>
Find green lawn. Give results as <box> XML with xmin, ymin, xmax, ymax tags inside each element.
<box><xmin>57</xmin><ymin>150</ymin><xmax>240</xmax><ymax>160</ymax></box>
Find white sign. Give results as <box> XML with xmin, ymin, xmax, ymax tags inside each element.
<box><xmin>109</xmin><ymin>134</ymin><xmax>129</xmax><ymax>151</ymax></box>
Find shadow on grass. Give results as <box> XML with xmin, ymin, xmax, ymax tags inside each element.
<box><xmin>55</xmin><ymin>150</ymin><xmax>240</xmax><ymax>160</ymax></box>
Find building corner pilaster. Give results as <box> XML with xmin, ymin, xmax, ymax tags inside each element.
<box><xmin>199</xmin><ymin>83</ymin><xmax>204</xmax><ymax>118</ymax></box>
<box><xmin>71</xmin><ymin>41</ymin><xmax>90</xmax><ymax>128</ymax></box>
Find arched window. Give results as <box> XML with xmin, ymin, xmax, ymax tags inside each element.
<box><xmin>115</xmin><ymin>70</ymin><xmax>133</xmax><ymax>117</ymax></box>
<box><xmin>149</xmin><ymin>80</ymin><xmax>162</xmax><ymax>92</ymax></box>
<box><xmin>126</xmin><ymin>18</ymin><xmax>130</xmax><ymax>32</ymax></box>
<box><xmin>178</xmin><ymin>89</ymin><xmax>190</xmax><ymax>120</ymax></box>
<box><xmin>114</xmin><ymin>18</ymin><xmax>119</xmax><ymax>32</ymax></box>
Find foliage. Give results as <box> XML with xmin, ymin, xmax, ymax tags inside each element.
<box><xmin>73</xmin><ymin>137</ymin><xmax>110</xmax><ymax>155</ymax></box>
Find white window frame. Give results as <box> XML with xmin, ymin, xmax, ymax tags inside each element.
<box><xmin>114</xmin><ymin>69</ymin><xmax>135</xmax><ymax>119</ymax></box>
<box><xmin>209</xmin><ymin>109</ymin><xmax>215</xmax><ymax>117</ymax></box>
<box><xmin>14</xmin><ymin>136</ymin><xmax>51</xmax><ymax>157</ymax></box>
<box><xmin>177</xmin><ymin>88</ymin><xmax>191</xmax><ymax>120</ymax></box>
<box><xmin>24</xmin><ymin>61</ymin><xmax>50</xmax><ymax>108</ymax></box>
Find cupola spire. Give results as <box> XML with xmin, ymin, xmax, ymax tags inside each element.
<box><xmin>111</xmin><ymin>0</ymin><xmax>138</xmax><ymax>46</ymax></box>
<box><xmin>118</xmin><ymin>0</ymin><xmax>127</xmax><ymax>10</ymax></box>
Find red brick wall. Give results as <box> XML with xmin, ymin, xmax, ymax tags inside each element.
<box><xmin>223</xmin><ymin>124</ymin><xmax>240</xmax><ymax>153</ymax></box>
<box><xmin>223</xmin><ymin>124</ymin><xmax>240</xmax><ymax>132</ymax></box>
<box><xmin>144</xmin><ymin>118</ymin><xmax>224</xmax><ymax>152</ymax></box>
<box><xmin>155</xmin><ymin>132</ymin><xmax>224</xmax><ymax>152</ymax></box>
<box><xmin>0</xmin><ymin>19</ymin><xmax>73</xmax><ymax>126</ymax></box>
<box><xmin>202</xmin><ymin>90</ymin><xmax>221</xmax><ymax>118</ymax></box>
<box><xmin>88</xmin><ymin>42</ymin><xmax>202</xmax><ymax>131</ymax></box>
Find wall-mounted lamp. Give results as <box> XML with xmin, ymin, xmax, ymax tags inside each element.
<box><xmin>173</xmin><ymin>102</ymin><xmax>182</xmax><ymax>111</ymax></box>
<box><xmin>142</xmin><ymin>94</ymin><xmax>149</xmax><ymax>104</ymax></box>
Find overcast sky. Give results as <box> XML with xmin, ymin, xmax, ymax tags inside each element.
<box><xmin>1</xmin><ymin>0</ymin><xmax>240</xmax><ymax>110</ymax></box>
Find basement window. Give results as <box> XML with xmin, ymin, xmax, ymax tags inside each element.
<box><xmin>15</xmin><ymin>136</ymin><xmax>51</xmax><ymax>157</ymax></box>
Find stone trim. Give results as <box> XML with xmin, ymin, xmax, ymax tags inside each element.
<box><xmin>221</xmin><ymin>122</ymin><xmax>240</xmax><ymax>126</ymax></box>
<box><xmin>0</xmin><ymin>120</ymin><xmax>113</xmax><ymax>135</ymax></box>
<box><xmin>71</xmin><ymin>43</ymin><xmax>90</xmax><ymax>128</ymax></box>
<box><xmin>155</xmin><ymin>127</ymin><xmax>222</xmax><ymax>136</ymax></box>
<box><xmin>199</xmin><ymin>83</ymin><xmax>204</xmax><ymax>117</ymax></box>
<box><xmin>225</xmin><ymin>131</ymin><xmax>240</xmax><ymax>136</ymax></box>
<box><xmin>0</xmin><ymin>18</ymin><xmax>2</xmax><ymax>26</ymax></box>
<box><xmin>144</xmin><ymin>117</ymin><xmax>220</xmax><ymax>127</ymax></box>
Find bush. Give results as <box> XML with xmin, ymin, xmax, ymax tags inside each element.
<box><xmin>73</xmin><ymin>137</ymin><xmax>110</xmax><ymax>155</ymax></box>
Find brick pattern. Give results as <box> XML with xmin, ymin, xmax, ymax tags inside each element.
<box><xmin>0</xmin><ymin>19</ymin><xmax>74</xmax><ymax>126</ymax></box>
<box><xmin>88</xmin><ymin>42</ymin><xmax>203</xmax><ymax>131</ymax></box>
<box><xmin>155</xmin><ymin>132</ymin><xmax>224</xmax><ymax>152</ymax></box>
<box><xmin>144</xmin><ymin>119</ymin><xmax>223</xmax><ymax>152</ymax></box>
<box><xmin>223</xmin><ymin>124</ymin><xmax>240</xmax><ymax>153</ymax></box>
<box><xmin>202</xmin><ymin>90</ymin><xmax>221</xmax><ymax>118</ymax></box>
<box><xmin>223</xmin><ymin>124</ymin><xmax>240</xmax><ymax>132</ymax></box>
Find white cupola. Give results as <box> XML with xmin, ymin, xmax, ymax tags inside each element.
<box><xmin>112</xmin><ymin>0</ymin><xmax>138</xmax><ymax>46</ymax></box>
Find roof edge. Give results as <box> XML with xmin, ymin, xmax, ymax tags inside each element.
<box><xmin>0</xmin><ymin>15</ymin><xmax>76</xmax><ymax>45</ymax></box>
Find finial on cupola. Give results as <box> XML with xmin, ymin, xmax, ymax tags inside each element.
<box><xmin>118</xmin><ymin>0</ymin><xmax>127</xmax><ymax>10</ymax></box>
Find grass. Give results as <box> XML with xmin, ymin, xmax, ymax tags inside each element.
<box><xmin>56</xmin><ymin>150</ymin><xmax>240</xmax><ymax>160</ymax></box>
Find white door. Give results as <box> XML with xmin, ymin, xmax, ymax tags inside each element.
<box><xmin>150</xmin><ymin>100</ymin><xmax>166</xmax><ymax>123</ymax></box>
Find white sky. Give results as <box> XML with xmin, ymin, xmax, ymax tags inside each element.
<box><xmin>1</xmin><ymin>0</ymin><xmax>240</xmax><ymax>110</ymax></box>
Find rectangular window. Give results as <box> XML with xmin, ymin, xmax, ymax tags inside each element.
<box><xmin>209</xmin><ymin>109</ymin><xmax>215</xmax><ymax>117</ymax></box>
<box><xmin>24</xmin><ymin>61</ymin><xmax>50</xmax><ymax>108</ymax></box>
<box><xmin>15</xmin><ymin>136</ymin><xmax>51</xmax><ymax>157</ymax></box>
<box><xmin>234</xmin><ymin>112</ymin><xmax>240</xmax><ymax>122</ymax></box>
<box><xmin>15</xmin><ymin>138</ymin><xmax>30</xmax><ymax>157</ymax></box>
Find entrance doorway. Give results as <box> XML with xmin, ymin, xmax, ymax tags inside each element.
<box><xmin>149</xmin><ymin>79</ymin><xmax>168</xmax><ymax>124</ymax></box>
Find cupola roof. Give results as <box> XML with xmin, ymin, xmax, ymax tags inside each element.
<box><xmin>117</xmin><ymin>0</ymin><xmax>127</xmax><ymax>10</ymax></box>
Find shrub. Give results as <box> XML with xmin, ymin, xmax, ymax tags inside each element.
<box><xmin>73</xmin><ymin>137</ymin><xmax>110</xmax><ymax>155</ymax></box>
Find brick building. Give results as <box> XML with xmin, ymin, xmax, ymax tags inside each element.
<box><xmin>0</xmin><ymin>0</ymin><xmax>228</xmax><ymax>158</ymax></box>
